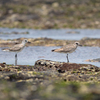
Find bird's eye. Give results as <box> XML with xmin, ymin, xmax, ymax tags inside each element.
<box><xmin>25</xmin><ymin>40</ymin><xmax>27</xmax><ymax>42</ymax></box>
<box><xmin>76</xmin><ymin>43</ymin><xmax>78</xmax><ymax>45</ymax></box>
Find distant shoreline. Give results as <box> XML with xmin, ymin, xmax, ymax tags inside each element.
<box><xmin>0</xmin><ymin>0</ymin><xmax>100</xmax><ymax>29</ymax></box>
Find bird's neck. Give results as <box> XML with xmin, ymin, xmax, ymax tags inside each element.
<box><xmin>76</xmin><ymin>45</ymin><xmax>78</xmax><ymax>47</ymax></box>
<box><xmin>75</xmin><ymin>45</ymin><xmax>78</xmax><ymax>48</ymax></box>
<box><xmin>22</xmin><ymin>41</ymin><xmax>26</xmax><ymax>45</ymax></box>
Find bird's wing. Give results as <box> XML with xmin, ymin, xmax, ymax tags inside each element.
<box><xmin>62</xmin><ymin>44</ymin><xmax>76</xmax><ymax>52</ymax></box>
<box><xmin>9</xmin><ymin>44</ymin><xmax>24</xmax><ymax>51</ymax></box>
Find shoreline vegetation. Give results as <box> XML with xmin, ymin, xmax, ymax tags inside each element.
<box><xmin>0</xmin><ymin>0</ymin><xmax>100</xmax><ymax>29</ymax></box>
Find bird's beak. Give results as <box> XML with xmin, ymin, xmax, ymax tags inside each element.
<box><xmin>27</xmin><ymin>41</ymin><xmax>31</xmax><ymax>43</ymax></box>
<box><xmin>79</xmin><ymin>44</ymin><xmax>82</xmax><ymax>46</ymax></box>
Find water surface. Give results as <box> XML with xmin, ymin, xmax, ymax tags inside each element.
<box><xmin>0</xmin><ymin>46</ymin><xmax>100</xmax><ymax>67</ymax></box>
<box><xmin>0</xmin><ymin>28</ymin><xmax>100</xmax><ymax>67</ymax></box>
<box><xmin>0</xmin><ymin>28</ymin><xmax>100</xmax><ymax>40</ymax></box>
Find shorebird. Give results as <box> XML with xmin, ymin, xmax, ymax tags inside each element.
<box><xmin>2</xmin><ymin>39</ymin><xmax>30</xmax><ymax>65</ymax></box>
<box><xmin>52</xmin><ymin>42</ymin><xmax>82</xmax><ymax>63</ymax></box>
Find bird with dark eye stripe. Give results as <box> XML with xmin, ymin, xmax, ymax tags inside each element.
<box><xmin>52</xmin><ymin>42</ymin><xmax>82</xmax><ymax>63</ymax></box>
<box><xmin>2</xmin><ymin>39</ymin><xmax>31</xmax><ymax>65</ymax></box>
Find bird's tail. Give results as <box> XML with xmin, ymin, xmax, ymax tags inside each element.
<box><xmin>52</xmin><ymin>48</ymin><xmax>63</xmax><ymax>52</ymax></box>
<box><xmin>2</xmin><ymin>48</ymin><xmax>9</xmax><ymax>51</ymax></box>
<box><xmin>51</xmin><ymin>49</ymin><xmax>55</xmax><ymax>52</ymax></box>
<box><xmin>52</xmin><ymin>49</ymin><xmax>57</xmax><ymax>52</ymax></box>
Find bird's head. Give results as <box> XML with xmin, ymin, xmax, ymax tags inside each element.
<box><xmin>75</xmin><ymin>42</ymin><xmax>82</xmax><ymax>46</ymax></box>
<box><xmin>22</xmin><ymin>39</ymin><xmax>31</xmax><ymax>44</ymax></box>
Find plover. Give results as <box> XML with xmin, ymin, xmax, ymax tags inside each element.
<box><xmin>2</xmin><ymin>39</ymin><xmax>30</xmax><ymax>65</ymax></box>
<box><xmin>52</xmin><ymin>42</ymin><xmax>82</xmax><ymax>63</ymax></box>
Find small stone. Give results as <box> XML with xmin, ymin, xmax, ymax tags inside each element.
<box><xmin>52</xmin><ymin>2</ymin><xmax>59</xmax><ymax>7</ymax></box>
<box><xmin>4</xmin><ymin>76</ymin><xmax>10</xmax><ymax>80</ymax></box>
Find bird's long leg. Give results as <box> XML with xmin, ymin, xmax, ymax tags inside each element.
<box><xmin>15</xmin><ymin>53</ymin><xmax>17</xmax><ymax>66</ymax></box>
<box><xmin>66</xmin><ymin>54</ymin><xmax>69</xmax><ymax>63</ymax></box>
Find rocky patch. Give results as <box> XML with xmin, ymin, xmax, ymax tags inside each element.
<box><xmin>0</xmin><ymin>37</ymin><xmax>100</xmax><ymax>47</ymax></box>
<box><xmin>0</xmin><ymin>59</ymin><xmax>100</xmax><ymax>100</ymax></box>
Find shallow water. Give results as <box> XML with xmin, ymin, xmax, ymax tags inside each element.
<box><xmin>0</xmin><ymin>28</ymin><xmax>100</xmax><ymax>67</ymax></box>
<box><xmin>0</xmin><ymin>46</ymin><xmax>100</xmax><ymax>67</ymax></box>
<box><xmin>0</xmin><ymin>28</ymin><xmax>100</xmax><ymax>40</ymax></box>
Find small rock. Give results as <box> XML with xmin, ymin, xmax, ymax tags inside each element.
<box><xmin>85</xmin><ymin>58</ymin><xmax>100</xmax><ymax>62</ymax></box>
<box><xmin>52</xmin><ymin>2</ymin><xmax>59</xmax><ymax>7</ymax></box>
